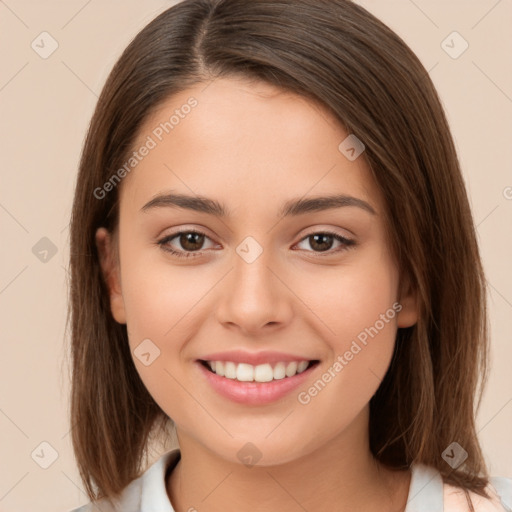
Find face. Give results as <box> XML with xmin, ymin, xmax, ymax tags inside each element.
<box><xmin>96</xmin><ymin>76</ymin><xmax>417</xmax><ymax>467</ymax></box>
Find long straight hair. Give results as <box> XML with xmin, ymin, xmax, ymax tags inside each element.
<box><xmin>68</xmin><ymin>0</ymin><xmax>491</xmax><ymax>502</ymax></box>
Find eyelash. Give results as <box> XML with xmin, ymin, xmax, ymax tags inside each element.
<box><xmin>157</xmin><ymin>229</ymin><xmax>356</xmax><ymax>259</ymax></box>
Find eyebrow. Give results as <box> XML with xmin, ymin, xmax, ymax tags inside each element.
<box><xmin>141</xmin><ymin>192</ymin><xmax>376</xmax><ymax>217</ymax></box>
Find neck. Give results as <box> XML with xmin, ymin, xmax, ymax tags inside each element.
<box><xmin>166</xmin><ymin>407</ymin><xmax>410</xmax><ymax>512</ymax></box>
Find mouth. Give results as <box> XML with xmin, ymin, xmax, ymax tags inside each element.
<box><xmin>196</xmin><ymin>359</ymin><xmax>321</xmax><ymax>405</ymax></box>
<box><xmin>198</xmin><ymin>359</ymin><xmax>320</xmax><ymax>382</ymax></box>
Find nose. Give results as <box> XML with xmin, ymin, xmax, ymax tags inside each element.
<box><xmin>215</xmin><ymin>248</ymin><xmax>294</xmax><ymax>336</ymax></box>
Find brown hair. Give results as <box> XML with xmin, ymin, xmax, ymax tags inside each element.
<box><xmin>68</xmin><ymin>0</ymin><xmax>491</xmax><ymax>503</ymax></box>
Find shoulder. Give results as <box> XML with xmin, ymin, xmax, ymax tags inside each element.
<box><xmin>406</xmin><ymin>463</ymin><xmax>512</xmax><ymax>512</ymax></box>
<box><xmin>443</xmin><ymin>476</ymin><xmax>512</xmax><ymax>512</ymax></box>
<box><xmin>65</xmin><ymin>448</ymin><xmax>181</xmax><ymax>512</ymax></box>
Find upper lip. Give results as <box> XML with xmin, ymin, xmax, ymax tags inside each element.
<box><xmin>198</xmin><ymin>350</ymin><xmax>318</xmax><ymax>366</ymax></box>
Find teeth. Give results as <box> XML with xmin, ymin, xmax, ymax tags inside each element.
<box><xmin>225</xmin><ymin>362</ymin><xmax>236</xmax><ymax>379</ymax></box>
<box><xmin>297</xmin><ymin>361</ymin><xmax>309</xmax><ymax>373</ymax></box>
<box><xmin>205</xmin><ymin>360</ymin><xmax>312</xmax><ymax>382</ymax></box>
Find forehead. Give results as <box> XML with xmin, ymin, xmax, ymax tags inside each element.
<box><xmin>120</xmin><ymin>76</ymin><xmax>383</xmax><ymax>217</ymax></box>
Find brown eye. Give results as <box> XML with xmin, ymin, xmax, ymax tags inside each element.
<box><xmin>179</xmin><ymin>232</ymin><xmax>205</xmax><ymax>251</ymax></box>
<box><xmin>295</xmin><ymin>231</ymin><xmax>355</xmax><ymax>255</ymax></box>
<box><xmin>157</xmin><ymin>230</ymin><xmax>216</xmax><ymax>258</ymax></box>
<box><xmin>308</xmin><ymin>233</ymin><xmax>335</xmax><ymax>252</ymax></box>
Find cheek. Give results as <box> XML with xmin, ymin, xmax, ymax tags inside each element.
<box><xmin>117</xmin><ymin>244</ymin><xmax>218</xmax><ymax>406</ymax></box>
<box><xmin>117</xmin><ymin>252</ymin><xmax>205</xmax><ymax>422</ymax></box>
<box><xmin>119</xmin><ymin>242</ymin><xmax>213</xmax><ymax>342</ymax></box>
<box><xmin>299</xmin><ymin>252</ymin><xmax>399</xmax><ymax>342</ymax></box>
<box><xmin>296</xmin><ymin>251</ymin><xmax>400</xmax><ymax>393</ymax></box>
<box><xmin>293</xmin><ymin>268</ymin><xmax>400</xmax><ymax>441</ymax></box>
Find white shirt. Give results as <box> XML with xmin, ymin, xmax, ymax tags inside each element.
<box><xmin>68</xmin><ymin>448</ymin><xmax>512</xmax><ymax>511</ymax></box>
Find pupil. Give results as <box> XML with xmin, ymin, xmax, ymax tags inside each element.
<box><xmin>311</xmin><ymin>234</ymin><xmax>333</xmax><ymax>252</ymax></box>
<box><xmin>181</xmin><ymin>232</ymin><xmax>204</xmax><ymax>251</ymax></box>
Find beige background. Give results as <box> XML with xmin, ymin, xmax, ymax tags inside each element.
<box><xmin>0</xmin><ymin>1</ymin><xmax>511</xmax><ymax>510</ymax></box>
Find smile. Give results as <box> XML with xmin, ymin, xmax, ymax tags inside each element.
<box><xmin>201</xmin><ymin>360</ymin><xmax>316</xmax><ymax>382</ymax></box>
<box><xmin>196</xmin><ymin>359</ymin><xmax>320</xmax><ymax>405</ymax></box>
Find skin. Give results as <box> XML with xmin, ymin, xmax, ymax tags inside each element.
<box><xmin>96</xmin><ymin>76</ymin><xmax>418</xmax><ymax>512</ymax></box>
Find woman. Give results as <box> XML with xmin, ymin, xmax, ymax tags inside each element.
<box><xmin>67</xmin><ymin>1</ymin><xmax>512</xmax><ymax>510</ymax></box>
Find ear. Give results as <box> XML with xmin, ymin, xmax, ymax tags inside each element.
<box><xmin>396</xmin><ymin>275</ymin><xmax>419</xmax><ymax>328</ymax></box>
<box><xmin>95</xmin><ymin>227</ymin><xmax>126</xmax><ymax>324</ymax></box>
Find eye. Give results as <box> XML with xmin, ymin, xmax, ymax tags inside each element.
<box><xmin>294</xmin><ymin>231</ymin><xmax>355</xmax><ymax>255</ymax></box>
<box><xmin>157</xmin><ymin>229</ymin><xmax>356</xmax><ymax>259</ymax></box>
<box><xmin>157</xmin><ymin>229</ymin><xmax>216</xmax><ymax>258</ymax></box>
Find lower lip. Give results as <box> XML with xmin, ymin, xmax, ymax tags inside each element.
<box><xmin>196</xmin><ymin>361</ymin><xmax>318</xmax><ymax>405</ymax></box>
